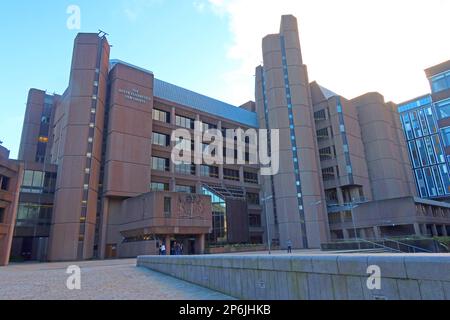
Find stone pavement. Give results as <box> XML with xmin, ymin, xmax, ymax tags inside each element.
<box><xmin>0</xmin><ymin>259</ymin><xmax>233</xmax><ymax>300</ymax></box>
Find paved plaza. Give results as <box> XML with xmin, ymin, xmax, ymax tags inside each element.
<box><xmin>0</xmin><ymin>259</ymin><xmax>233</xmax><ymax>300</ymax></box>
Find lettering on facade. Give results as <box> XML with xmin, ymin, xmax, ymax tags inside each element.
<box><xmin>118</xmin><ymin>88</ymin><xmax>151</xmax><ymax>104</ymax></box>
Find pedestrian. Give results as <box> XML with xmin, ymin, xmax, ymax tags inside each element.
<box><xmin>180</xmin><ymin>243</ymin><xmax>184</xmax><ymax>255</ymax></box>
<box><xmin>160</xmin><ymin>244</ymin><xmax>166</xmax><ymax>256</ymax></box>
<box><xmin>287</xmin><ymin>239</ymin><xmax>292</xmax><ymax>254</ymax></box>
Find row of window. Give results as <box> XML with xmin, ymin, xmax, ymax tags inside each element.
<box><xmin>21</xmin><ymin>170</ymin><xmax>57</xmax><ymax>194</ymax></box>
<box><xmin>153</xmin><ymin>108</ymin><xmax>219</xmax><ymax>131</ymax></box>
<box><xmin>408</xmin><ymin>135</ymin><xmax>446</xmax><ymax>168</ymax></box>
<box><xmin>17</xmin><ymin>203</ymin><xmax>53</xmax><ymax>222</ymax></box>
<box><xmin>436</xmin><ymin>99</ymin><xmax>450</xmax><ymax>120</ymax></box>
<box><xmin>402</xmin><ymin>107</ymin><xmax>437</xmax><ymax>140</ymax></box>
<box><xmin>151</xmin><ymin>157</ymin><xmax>257</xmax><ymax>183</ymax></box>
<box><xmin>431</xmin><ymin>71</ymin><xmax>450</xmax><ymax>94</ymax></box>
<box><xmin>415</xmin><ymin>164</ymin><xmax>450</xmax><ymax>197</ymax></box>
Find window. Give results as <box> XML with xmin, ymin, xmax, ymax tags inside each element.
<box><xmin>423</xmin><ymin>167</ymin><xmax>437</xmax><ymax>197</ymax></box>
<box><xmin>247</xmin><ymin>193</ymin><xmax>260</xmax><ymax>205</ymax></box>
<box><xmin>319</xmin><ymin>147</ymin><xmax>333</xmax><ymax>161</ymax></box>
<box><xmin>223</xmin><ymin>168</ymin><xmax>240</xmax><ymax>181</ymax></box>
<box><xmin>38</xmin><ymin>136</ymin><xmax>49</xmax><ymax>143</ymax></box>
<box><xmin>164</xmin><ymin>197</ymin><xmax>171</xmax><ymax>216</ymax></box>
<box><xmin>152</xmin><ymin>109</ymin><xmax>170</xmax><ymax>123</ymax></box>
<box><xmin>151</xmin><ymin>182</ymin><xmax>169</xmax><ymax>191</ymax></box>
<box><xmin>432</xmin><ymin>135</ymin><xmax>445</xmax><ymax>163</ymax></box>
<box><xmin>175</xmin><ymin>185</ymin><xmax>195</xmax><ymax>193</ymax></box>
<box><xmin>439</xmin><ymin>164</ymin><xmax>450</xmax><ymax>194</ymax></box>
<box><xmin>316</xmin><ymin>128</ymin><xmax>329</xmax><ymax>139</ymax></box>
<box><xmin>424</xmin><ymin>136</ymin><xmax>436</xmax><ymax>165</ymax></box>
<box><xmin>408</xmin><ymin>141</ymin><xmax>420</xmax><ymax>168</ymax></box>
<box><xmin>0</xmin><ymin>208</ymin><xmax>5</xmax><ymax>223</ymax></box>
<box><xmin>425</xmin><ymin>107</ymin><xmax>437</xmax><ymax>134</ymax></box>
<box><xmin>175</xmin><ymin>137</ymin><xmax>194</xmax><ymax>151</ymax></box>
<box><xmin>314</xmin><ymin>109</ymin><xmax>326</xmax><ymax>121</ymax></box>
<box><xmin>322</xmin><ymin>167</ymin><xmax>335</xmax><ymax>181</ymax></box>
<box><xmin>151</xmin><ymin>157</ymin><xmax>170</xmax><ymax>172</ymax></box>
<box><xmin>418</xmin><ymin>110</ymin><xmax>429</xmax><ymax>136</ymax></box>
<box><xmin>200</xmin><ymin>165</ymin><xmax>219</xmax><ymax>178</ymax></box>
<box><xmin>432</xmin><ymin>166</ymin><xmax>445</xmax><ymax>195</ymax></box>
<box><xmin>410</xmin><ymin>111</ymin><xmax>422</xmax><ymax>138</ymax></box>
<box><xmin>436</xmin><ymin>99</ymin><xmax>450</xmax><ymax>120</ymax></box>
<box><xmin>402</xmin><ymin>113</ymin><xmax>414</xmax><ymax>140</ymax></box>
<box><xmin>176</xmin><ymin>115</ymin><xmax>194</xmax><ymax>129</ymax></box>
<box><xmin>415</xmin><ymin>169</ymin><xmax>428</xmax><ymax>197</ymax></box>
<box><xmin>1</xmin><ymin>176</ymin><xmax>9</xmax><ymax>191</ymax></box>
<box><xmin>175</xmin><ymin>163</ymin><xmax>196</xmax><ymax>175</ymax></box>
<box><xmin>431</xmin><ymin>72</ymin><xmax>450</xmax><ymax>93</ymax></box>
<box><xmin>441</xmin><ymin>127</ymin><xmax>450</xmax><ymax>147</ymax></box>
<box><xmin>416</xmin><ymin>139</ymin><xmax>429</xmax><ymax>166</ymax></box>
<box><xmin>202</xmin><ymin>122</ymin><xmax>217</xmax><ymax>131</ymax></box>
<box><xmin>152</xmin><ymin>132</ymin><xmax>169</xmax><ymax>147</ymax></box>
<box><xmin>244</xmin><ymin>171</ymin><xmax>258</xmax><ymax>184</ymax></box>
<box><xmin>21</xmin><ymin>170</ymin><xmax>54</xmax><ymax>194</ymax></box>
<box><xmin>249</xmin><ymin>214</ymin><xmax>262</xmax><ymax>227</ymax></box>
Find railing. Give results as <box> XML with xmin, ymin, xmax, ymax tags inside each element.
<box><xmin>326</xmin><ymin>237</ymin><xmax>434</xmax><ymax>254</ymax></box>
<box><xmin>382</xmin><ymin>238</ymin><xmax>433</xmax><ymax>253</ymax></box>
<box><xmin>354</xmin><ymin>238</ymin><xmax>402</xmax><ymax>253</ymax></box>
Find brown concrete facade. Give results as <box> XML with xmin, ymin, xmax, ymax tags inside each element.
<box><xmin>106</xmin><ymin>192</ymin><xmax>212</xmax><ymax>258</ymax></box>
<box><xmin>15</xmin><ymin>32</ymin><xmax>262</xmax><ymax>262</ymax></box>
<box><xmin>256</xmin><ymin>15</ymin><xmax>450</xmax><ymax>246</ymax></box>
<box><xmin>256</xmin><ymin>15</ymin><xmax>330</xmax><ymax>249</ymax></box>
<box><xmin>0</xmin><ymin>146</ymin><xmax>23</xmax><ymax>266</ymax></box>
<box><xmin>48</xmin><ymin>33</ymin><xmax>110</xmax><ymax>261</ymax></box>
<box><xmin>12</xmin><ymin>21</ymin><xmax>450</xmax><ymax>262</ymax></box>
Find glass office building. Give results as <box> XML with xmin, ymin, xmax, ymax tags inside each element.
<box><xmin>399</xmin><ymin>96</ymin><xmax>450</xmax><ymax>198</ymax></box>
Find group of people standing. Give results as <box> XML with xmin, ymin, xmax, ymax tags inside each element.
<box><xmin>158</xmin><ymin>242</ymin><xmax>184</xmax><ymax>256</ymax></box>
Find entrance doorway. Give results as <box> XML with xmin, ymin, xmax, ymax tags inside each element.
<box><xmin>169</xmin><ymin>236</ymin><xmax>197</xmax><ymax>255</ymax></box>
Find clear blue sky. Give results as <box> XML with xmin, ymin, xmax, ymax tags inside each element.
<box><xmin>0</xmin><ymin>0</ymin><xmax>235</xmax><ymax>158</ymax></box>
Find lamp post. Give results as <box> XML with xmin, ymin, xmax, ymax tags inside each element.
<box><xmin>262</xmin><ymin>194</ymin><xmax>273</xmax><ymax>255</ymax></box>
<box><xmin>350</xmin><ymin>202</ymin><xmax>361</xmax><ymax>250</ymax></box>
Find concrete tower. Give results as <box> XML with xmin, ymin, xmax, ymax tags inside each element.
<box><xmin>256</xmin><ymin>15</ymin><xmax>329</xmax><ymax>249</ymax></box>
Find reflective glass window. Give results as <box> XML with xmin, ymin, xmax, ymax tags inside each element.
<box><xmin>416</xmin><ymin>138</ymin><xmax>429</xmax><ymax>166</ymax></box>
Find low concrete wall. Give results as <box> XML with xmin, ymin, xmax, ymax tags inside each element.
<box><xmin>137</xmin><ymin>254</ymin><xmax>450</xmax><ymax>300</ymax></box>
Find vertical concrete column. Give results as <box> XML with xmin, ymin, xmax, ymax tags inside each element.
<box><xmin>373</xmin><ymin>226</ymin><xmax>381</xmax><ymax>239</ymax></box>
<box><xmin>239</xmin><ymin>166</ymin><xmax>245</xmax><ymax>184</ymax></box>
<box><xmin>413</xmin><ymin>223</ymin><xmax>422</xmax><ymax>236</ymax></box>
<box><xmin>421</xmin><ymin>224</ymin><xmax>427</xmax><ymax>236</ymax></box>
<box><xmin>442</xmin><ymin>225</ymin><xmax>448</xmax><ymax>237</ymax></box>
<box><xmin>196</xmin><ymin>181</ymin><xmax>203</xmax><ymax>194</ymax></box>
<box><xmin>432</xmin><ymin>224</ymin><xmax>438</xmax><ymax>236</ymax></box>
<box><xmin>169</xmin><ymin>178</ymin><xmax>176</xmax><ymax>192</ymax></box>
<box><xmin>171</xmin><ymin>107</ymin><xmax>176</xmax><ymax>125</ymax></box>
<box><xmin>195</xmin><ymin>234</ymin><xmax>206</xmax><ymax>254</ymax></box>
<box><xmin>165</xmin><ymin>236</ymin><xmax>171</xmax><ymax>256</ymax></box>
<box><xmin>337</xmin><ymin>188</ymin><xmax>345</xmax><ymax>205</ymax></box>
<box><xmin>342</xmin><ymin>229</ymin><xmax>350</xmax><ymax>240</ymax></box>
<box><xmin>359</xmin><ymin>228</ymin><xmax>367</xmax><ymax>239</ymax></box>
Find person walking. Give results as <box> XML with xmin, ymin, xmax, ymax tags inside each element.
<box><xmin>287</xmin><ymin>239</ymin><xmax>293</xmax><ymax>254</ymax></box>
<box><xmin>160</xmin><ymin>244</ymin><xmax>166</xmax><ymax>256</ymax></box>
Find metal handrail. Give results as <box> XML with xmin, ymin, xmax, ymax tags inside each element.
<box><xmin>383</xmin><ymin>238</ymin><xmax>433</xmax><ymax>253</ymax></box>
<box><xmin>340</xmin><ymin>238</ymin><xmax>402</xmax><ymax>253</ymax></box>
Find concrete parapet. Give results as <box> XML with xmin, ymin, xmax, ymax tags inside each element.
<box><xmin>137</xmin><ymin>254</ymin><xmax>450</xmax><ymax>300</ymax></box>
